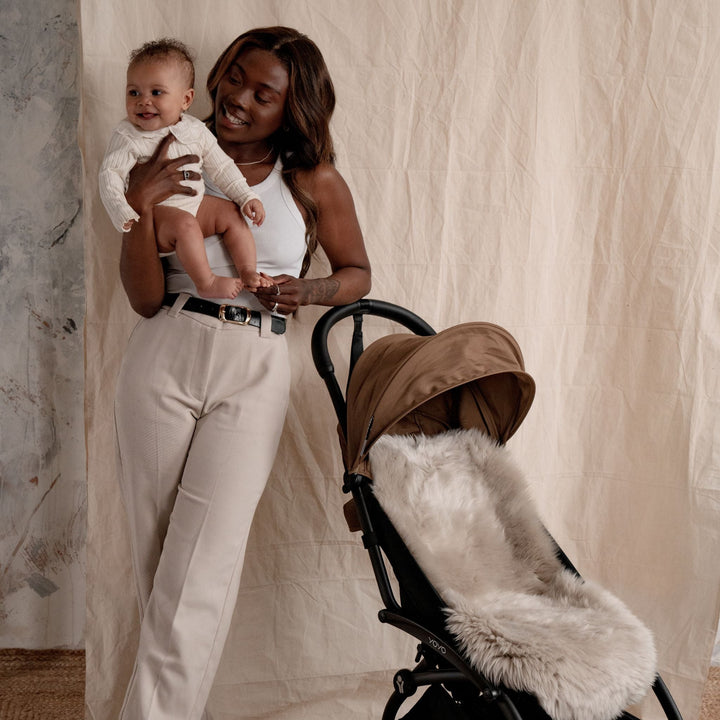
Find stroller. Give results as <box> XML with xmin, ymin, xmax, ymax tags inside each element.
<box><xmin>311</xmin><ymin>299</ymin><xmax>684</xmax><ymax>720</ymax></box>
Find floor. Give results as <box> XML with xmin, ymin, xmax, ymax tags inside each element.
<box><xmin>0</xmin><ymin>649</ymin><xmax>717</xmax><ymax>719</ymax></box>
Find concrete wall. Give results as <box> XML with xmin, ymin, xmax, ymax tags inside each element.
<box><xmin>0</xmin><ymin>0</ymin><xmax>85</xmax><ymax>648</ymax></box>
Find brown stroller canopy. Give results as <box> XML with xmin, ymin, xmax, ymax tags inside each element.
<box><xmin>344</xmin><ymin>322</ymin><xmax>536</xmax><ymax>475</ymax></box>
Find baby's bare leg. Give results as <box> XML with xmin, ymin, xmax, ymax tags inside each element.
<box><xmin>155</xmin><ymin>205</ymin><xmax>243</xmax><ymax>299</ymax></box>
<box><xmin>197</xmin><ymin>197</ymin><xmax>272</xmax><ymax>290</ymax></box>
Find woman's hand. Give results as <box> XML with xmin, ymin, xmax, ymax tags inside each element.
<box><xmin>255</xmin><ymin>275</ymin><xmax>309</xmax><ymax>314</ymax></box>
<box><xmin>255</xmin><ymin>274</ymin><xmax>355</xmax><ymax>315</ymax></box>
<box><xmin>126</xmin><ymin>133</ymin><xmax>201</xmax><ymax>216</ymax></box>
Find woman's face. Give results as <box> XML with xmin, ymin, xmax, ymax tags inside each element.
<box><xmin>214</xmin><ymin>48</ymin><xmax>289</xmax><ymax>149</ymax></box>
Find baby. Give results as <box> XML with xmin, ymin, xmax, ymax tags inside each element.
<box><xmin>99</xmin><ymin>38</ymin><xmax>270</xmax><ymax>298</ymax></box>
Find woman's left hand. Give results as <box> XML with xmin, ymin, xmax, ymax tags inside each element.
<box><xmin>255</xmin><ymin>275</ymin><xmax>305</xmax><ymax>314</ymax></box>
<box><xmin>256</xmin><ymin>274</ymin><xmax>350</xmax><ymax>314</ymax></box>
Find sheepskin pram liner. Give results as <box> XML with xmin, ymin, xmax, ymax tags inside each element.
<box><xmin>369</xmin><ymin>428</ymin><xmax>657</xmax><ymax>720</ymax></box>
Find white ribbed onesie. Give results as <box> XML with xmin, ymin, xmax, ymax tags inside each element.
<box><xmin>99</xmin><ymin>114</ymin><xmax>260</xmax><ymax>233</ymax></box>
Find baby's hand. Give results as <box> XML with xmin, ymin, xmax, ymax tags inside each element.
<box><xmin>243</xmin><ymin>198</ymin><xmax>265</xmax><ymax>226</ymax></box>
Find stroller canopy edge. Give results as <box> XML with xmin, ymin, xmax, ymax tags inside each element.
<box><xmin>345</xmin><ymin>321</ymin><xmax>536</xmax><ymax>475</ymax></box>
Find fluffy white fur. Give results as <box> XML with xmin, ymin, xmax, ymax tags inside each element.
<box><xmin>370</xmin><ymin>429</ymin><xmax>657</xmax><ymax>720</ymax></box>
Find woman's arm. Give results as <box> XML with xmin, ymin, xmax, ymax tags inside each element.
<box><xmin>256</xmin><ymin>163</ymin><xmax>371</xmax><ymax>313</ymax></box>
<box><xmin>119</xmin><ymin>210</ymin><xmax>166</xmax><ymax>318</ymax></box>
<box><xmin>119</xmin><ymin>134</ymin><xmax>200</xmax><ymax>317</ymax></box>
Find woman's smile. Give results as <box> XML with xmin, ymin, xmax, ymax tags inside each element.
<box><xmin>220</xmin><ymin>103</ymin><xmax>249</xmax><ymax>127</ymax></box>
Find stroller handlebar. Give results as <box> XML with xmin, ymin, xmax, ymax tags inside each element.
<box><xmin>311</xmin><ymin>298</ymin><xmax>435</xmax><ymax>377</ymax></box>
<box><xmin>310</xmin><ymin>299</ymin><xmax>435</xmax><ymax>438</ymax></box>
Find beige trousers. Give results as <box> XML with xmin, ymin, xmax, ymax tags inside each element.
<box><xmin>114</xmin><ymin>298</ymin><xmax>290</xmax><ymax>720</ymax></box>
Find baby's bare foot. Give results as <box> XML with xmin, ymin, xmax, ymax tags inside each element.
<box><xmin>239</xmin><ymin>267</ymin><xmax>272</xmax><ymax>290</ymax></box>
<box><xmin>197</xmin><ymin>275</ymin><xmax>244</xmax><ymax>299</ymax></box>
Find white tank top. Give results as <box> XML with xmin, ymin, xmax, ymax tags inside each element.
<box><xmin>164</xmin><ymin>157</ymin><xmax>307</xmax><ymax>311</ymax></box>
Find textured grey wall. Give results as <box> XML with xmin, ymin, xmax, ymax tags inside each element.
<box><xmin>0</xmin><ymin>1</ymin><xmax>85</xmax><ymax>647</ymax></box>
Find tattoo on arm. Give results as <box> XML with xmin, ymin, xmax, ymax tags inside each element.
<box><xmin>306</xmin><ymin>278</ymin><xmax>341</xmax><ymax>304</ymax></box>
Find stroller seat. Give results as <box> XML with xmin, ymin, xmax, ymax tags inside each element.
<box><xmin>370</xmin><ymin>428</ymin><xmax>656</xmax><ymax>720</ymax></box>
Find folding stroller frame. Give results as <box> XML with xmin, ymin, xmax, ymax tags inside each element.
<box><xmin>311</xmin><ymin>298</ymin><xmax>683</xmax><ymax>720</ymax></box>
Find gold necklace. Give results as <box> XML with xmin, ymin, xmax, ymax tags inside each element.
<box><xmin>234</xmin><ymin>148</ymin><xmax>274</xmax><ymax>166</ymax></box>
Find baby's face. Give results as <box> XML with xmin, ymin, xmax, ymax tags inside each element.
<box><xmin>126</xmin><ymin>59</ymin><xmax>194</xmax><ymax>132</ymax></box>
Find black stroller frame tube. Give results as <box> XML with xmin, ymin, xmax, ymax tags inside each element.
<box><xmin>346</xmin><ymin>476</ymin><xmax>402</xmax><ymax>614</ymax></box>
<box><xmin>652</xmin><ymin>676</ymin><xmax>683</xmax><ymax>720</ymax></box>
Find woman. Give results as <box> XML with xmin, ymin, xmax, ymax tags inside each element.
<box><xmin>114</xmin><ymin>27</ymin><xmax>371</xmax><ymax>720</ymax></box>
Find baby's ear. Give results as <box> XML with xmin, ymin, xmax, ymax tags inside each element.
<box><xmin>183</xmin><ymin>88</ymin><xmax>195</xmax><ymax>110</ymax></box>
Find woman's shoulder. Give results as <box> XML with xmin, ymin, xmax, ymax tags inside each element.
<box><xmin>295</xmin><ymin>162</ymin><xmax>352</xmax><ymax>200</ymax></box>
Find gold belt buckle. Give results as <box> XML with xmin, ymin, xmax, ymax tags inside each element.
<box><xmin>218</xmin><ymin>304</ymin><xmax>251</xmax><ymax>325</ymax></box>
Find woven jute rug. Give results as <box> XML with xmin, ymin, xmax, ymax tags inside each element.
<box><xmin>700</xmin><ymin>665</ymin><xmax>720</xmax><ymax>720</ymax></box>
<box><xmin>0</xmin><ymin>648</ymin><xmax>716</xmax><ymax>719</ymax></box>
<box><xmin>0</xmin><ymin>648</ymin><xmax>84</xmax><ymax>720</ymax></box>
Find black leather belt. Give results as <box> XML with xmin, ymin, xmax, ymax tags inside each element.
<box><xmin>164</xmin><ymin>293</ymin><xmax>286</xmax><ymax>335</ymax></box>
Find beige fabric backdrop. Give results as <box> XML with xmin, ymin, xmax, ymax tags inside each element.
<box><xmin>80</xmin><ymin>2</ymin><xmax>720</xmax><ymax>719</ymax></box>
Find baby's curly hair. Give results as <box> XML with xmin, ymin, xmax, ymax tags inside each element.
<box><xmin>129</xmin><ymin>38</ymin><xmax>195</xmax><ymax>88</ymax></box>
